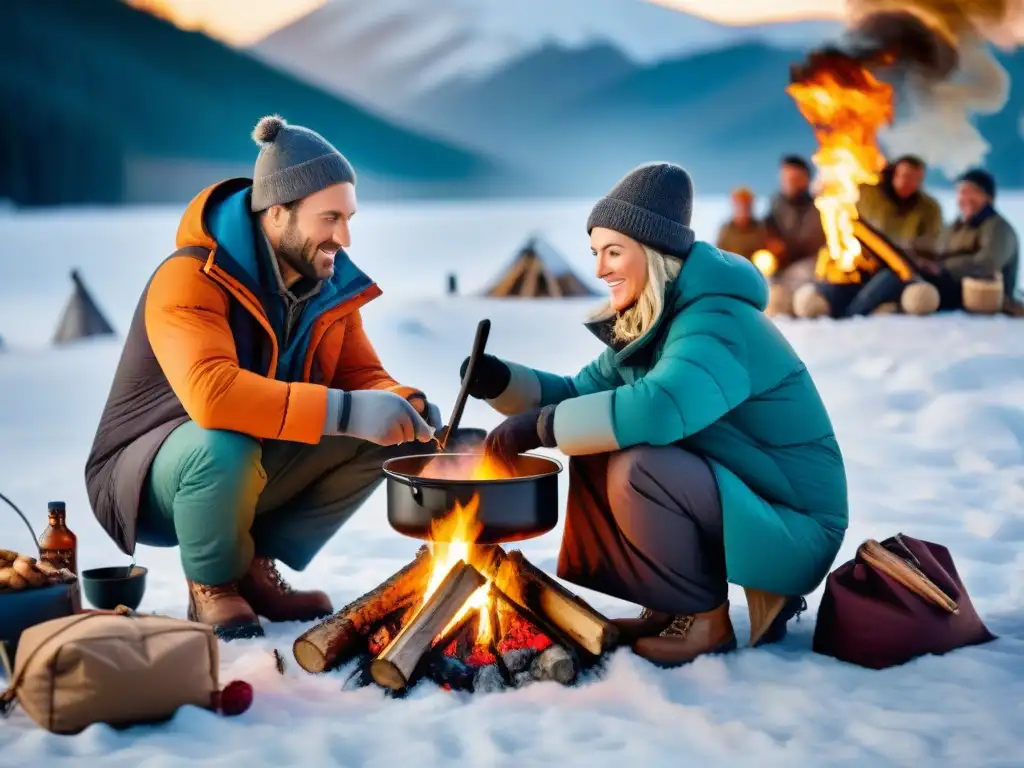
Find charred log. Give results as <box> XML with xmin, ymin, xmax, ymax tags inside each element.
<box><xmin>293</xmin><ymin>545</ymin><xmax>432</xmax><ymax>673</ymax></box>
<box><xmin>497</xmin><ymin>551</ymin><xmax>619</xmax><ymax>657</ymax></box>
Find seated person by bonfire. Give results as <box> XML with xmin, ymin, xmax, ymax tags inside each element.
<box><xmin>795</xmin><ymin>167</ymin><xmax>1020</xmax><ymax>318</ymax></box>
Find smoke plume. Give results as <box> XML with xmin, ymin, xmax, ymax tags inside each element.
<box><xmin>830</xmin><ymin>0</ymin><xmax>1023</xmax><ymax>176</ymax></box>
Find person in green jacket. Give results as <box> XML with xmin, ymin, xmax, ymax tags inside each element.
<box><xmin>856</xmin><ymin>155</ymin><xmax>944</xmax><ymax>252</ymax></box>
<box><xmin>466</xmin><ymin>163</ymin><xmax>849</xmax><ymax>666</ymax></box>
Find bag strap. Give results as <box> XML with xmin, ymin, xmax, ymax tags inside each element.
<box><xmin>858</xmin><ymin>537</ymin><xmax>959</xmax><ymax>614</ymax></box>
<box><xmin>0</xmin><ymin>611</ymin><xmax>128</xmax><ymax>717</ymax></box>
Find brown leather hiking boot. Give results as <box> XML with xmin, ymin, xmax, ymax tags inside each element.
<box><xmin>186</xmin><ymin>579</ymin><xmax>264</xmax><ymax>641</ymax></box>
<box><xmin>238</xmin><ymin>556</ymin><xmax>333</xmax><ymax>622</ymax></box>
<box><xmin>632</xmin><ymin>602</ymin><xmax>737</xmax><ymax>667</ymax></box>
<box><xmin>610</xmin><ymin>607</ymin><xmax>674</xmax><ymax>644</ymax></box>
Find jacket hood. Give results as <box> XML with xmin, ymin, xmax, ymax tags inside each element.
<box><xmin>586</xmin><ymin>241</ymin><xmax>768</xmax><ymax>364</ymax></box>
<box><xmin>175</xmin><ymin>178</ymin><xmax>251</xmax><ymax>253</ymax></box>
<box><xmin>672</xmin><ymin>241</ymin><xmax>769</xmax><ymax>312</ymax></box>
<box><xmin>173</xmin><ymin>178</ymin><xmax>377</xmax><ymax>312</ymax></box>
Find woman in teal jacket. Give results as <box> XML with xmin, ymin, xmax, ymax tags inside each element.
<box><xmin>470</xmin><ymin>163</ymin><xmax>849</xmax><ymax>666</ymax></box>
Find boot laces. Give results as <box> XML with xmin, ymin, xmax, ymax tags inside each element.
<box><xmin>259</xmin><ymin>558</ymin><xmax>295</xmax><ymax>593</ymax></box>
<box><xmin>194</xmin><ymin>581</ymin><xmax>239</xmax><ymax>599</ymax></box>
<box><xmin>794</xmin><ymin>597</ymin><xmax>807</xmax><ymax>621</ymax></box>
<box><xmin>660</xmin><ymin>614</ymin><xmax>695</xmax><ymax>638</ymax></box>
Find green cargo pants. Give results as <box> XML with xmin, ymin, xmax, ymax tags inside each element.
<box><xmin>136</xmin><ymin>421</ymin><xmax>435</xmax><ymax>585</ymax></box>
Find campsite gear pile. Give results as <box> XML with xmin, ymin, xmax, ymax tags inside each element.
<box><xmin>0</xmin><ymin>495</ymin><xmax>82</xmax><ymax>658</ymax></box>
<box><xmin>1</xmin><ymin>608</ymin><xmax>253</xmax><ymax>734</ymax></box>
<box><xmin>813</xmin><ymin>533</ymin><xmax>996</xmax><ymax>669</ymax></box>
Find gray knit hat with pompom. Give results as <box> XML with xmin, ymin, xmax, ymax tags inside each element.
<box><xmin>250</xmin><ymin>115</ymin><xmax>356</xmax><ymax>212</ymax></box>
<box><xmin>587</xmin><ymin>162</ymin><xmax>695</xmax><ymax>259</ymax></box>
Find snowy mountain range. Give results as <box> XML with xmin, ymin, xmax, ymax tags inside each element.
<box><xmin>248</xmin><ymin>0</ymin><xmax>842</xmax><ymax>117</ymax></box>
<box><xmin>249</xmin><ymin>0</ymin><xmax>1023</xmax><ymax>196</ymax></box>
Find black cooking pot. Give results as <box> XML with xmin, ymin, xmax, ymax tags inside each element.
<box><xmin>383</xmin><ymin>453</ymin><xmax>562</xmax><ymax>544</ymax></box>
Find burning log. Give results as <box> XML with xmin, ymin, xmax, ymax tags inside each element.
<box><xmin>294</xmin><ymin>515</ymin><xmax>618</xmax><ymax>694</ymax></box>
<box><xmin>496</xmin><ymin>551</ymin><xmax>619</xmax><ymax>657</ymax></box>
<box><xmin>293</xmin><ymin>545</ymin><xmax>432</xmax><ymax>673</ymax></box>
<box><xmin>370</xmin><ymin>560</ymin><xmax>487</xmax><ymax>691</ymax></box>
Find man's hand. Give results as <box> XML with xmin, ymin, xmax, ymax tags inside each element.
<box><xmin>406</xmin><ymin>392</ymin><xmax>443</xmax><ymax>430</ymax></box>
<box><xmin>484</xmin><ymin>409</ymin><xmax>544</xmax><ymax>467</ymax></box>
<box><xmin>342</xmin><ymin>390</ymin><xmax>435</xmax><ymax>446</ymax></box>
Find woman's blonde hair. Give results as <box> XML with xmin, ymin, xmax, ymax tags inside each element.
<box><xmin>590</xmin><ymin>246</ymin><xmax>682</xmax><ymax>345</ymax></box>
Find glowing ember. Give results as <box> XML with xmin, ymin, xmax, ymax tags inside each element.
<box><xmin>786</xmin><ymin>50</ymin><xmax>895</xmax><ymax>280</ymax></box>
<box><xmin>751</xmin><ymin>249</ymin><xmax>778</xmax><ymax>278</ymax></box>
<box><xmin>419</xmin><ymin>454</ymin><xmax>513</xmax><ymax>645</ymax></box>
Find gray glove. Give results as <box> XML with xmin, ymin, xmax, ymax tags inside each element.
<box><xmin>323</xmin><ymin>389</ymin><xmax>434</xmax><ymax>445</ymax></box>
<box><xmin>406</xmin><ymin>392</ymin><xmax>443</xmax><ymax>431</ymax></box>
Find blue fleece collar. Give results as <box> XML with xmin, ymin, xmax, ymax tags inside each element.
<box><xmin>205</xmin><ymin>186</ymin><xmax>376</xmax><ymax>381</ymax></box>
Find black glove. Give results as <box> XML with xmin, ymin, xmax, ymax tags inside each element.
<box><xmin>484</xmin><ymin>406</ymin><xmax>556</xmax><ymax>467</ymax></box>
<box><xmin>460</xmin><ymin>354</ymin><xmax>511</xmax><ymax>400</ymax></box>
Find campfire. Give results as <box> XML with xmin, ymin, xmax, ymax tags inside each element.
<box><xmin>786</xmin><ymin>48</ymin><xmax>895</xmax><ymax>285</ymax></box>
<box><xmin>292</xmin><ymin>453</ymin><xmax>619</xmax><ymax>695</ymax></box>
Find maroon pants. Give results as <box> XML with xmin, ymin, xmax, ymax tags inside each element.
<box><xmin>556</xmin><ymin>445</ymin><xmax>727</xmax><ymax>616</ymax></box>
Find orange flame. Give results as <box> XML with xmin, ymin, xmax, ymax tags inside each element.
<box><xmin>418</xmin><ymin>453</ymin><xmax>514</xmax><ymax>645</ymax></box>
<box><xmin>786</xmin><ymin>53</ymin><xmax>895</xmax><ymax>281</ymax></box>
<box><xmin>751</xmin><ymin>249</ymin><xmax>778</xmax><ymax>278</ymax></box>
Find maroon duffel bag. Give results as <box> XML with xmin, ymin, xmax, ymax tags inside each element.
<box><xmin>813</xmin><ymin>533</ymin><xmax>996</xmax><ymax>670</ymax></box>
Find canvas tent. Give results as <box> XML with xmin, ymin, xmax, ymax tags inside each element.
<box><xmin>484</xmin><ymin>235</ymin><xmax>599</xmax><ymax>298</ymax></box>
<box><xmin>52</xmin><ymin>269</ymin><xmax>116</xmax><ymax>344</ymax></box>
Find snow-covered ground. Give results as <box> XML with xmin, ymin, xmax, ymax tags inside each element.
<box><xmin>1</xmin><ymin>194</ymin><xmax>1023</xmax><ymax>766</ymax></box>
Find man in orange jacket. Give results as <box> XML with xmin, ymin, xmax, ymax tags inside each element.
<box><xmin>86</xmin><ymin>115</ymin><xmax>442</xmax><ymax>639</ymax></box>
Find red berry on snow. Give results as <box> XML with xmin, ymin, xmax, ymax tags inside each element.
<box><xmin>216</xmin><ymin>680</ymin><xmax>253</xmax><ymax>716</ymax></box>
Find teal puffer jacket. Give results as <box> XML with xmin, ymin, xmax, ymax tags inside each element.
<box><xmin>487</xmin><ymin>242</ymin><xmax>848</xmax><ymax>596</ymax></box>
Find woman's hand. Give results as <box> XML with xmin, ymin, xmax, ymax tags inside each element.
<box><xmin>484</xmin><ymin>408</ymin><xmax>546</xmax><ymax>466</ymax></box>
<box><xmin>460</xmin><ymin>354</ymin><xmax>511</xmax><ymax>399</ymax></box>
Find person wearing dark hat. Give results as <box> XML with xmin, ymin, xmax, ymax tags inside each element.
<box><xmin>930</xmin><ymin>169</ymin><xmax>1019</xmax><ymax>304</ymax></box>
<box><xmin>763</xmin><ymin>154</ymin><xmax>827</xmax><ymax>288</ymax></box>
<box><xmin>85</xmin><ymin>115</ymin><xmax>444</xmax><ymax>640</ymax></box>
<box><xmin>461</xmin><ymin>162</ymin><xmax>849</xmax><ymax>666</ymax></box>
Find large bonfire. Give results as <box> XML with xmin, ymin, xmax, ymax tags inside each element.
<box><xmin>787</xmin><ymin>50</ymin><xmax>896</xmax><ymax>283</ymax></box>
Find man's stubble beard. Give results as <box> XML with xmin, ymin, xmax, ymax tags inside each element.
<box><xmin>277</xmin><ymin>217</ymin><xmax>321</xmax><ymax>282</ymax></box>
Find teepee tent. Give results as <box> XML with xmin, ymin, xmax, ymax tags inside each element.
<box><xmin>484</xmin><ymin>235</ymin><xmax>599</xmax><ymax>298</ymax></box>
<box><xmin>52</xmin><ymin>269</ymin><xmax>116</xmax><ymax>344</ymax></box>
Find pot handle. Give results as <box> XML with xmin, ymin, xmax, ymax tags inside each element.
<box><xmin>0</xmin><ymin>491</ymin><xmax>40</xmax><ymax>557</ymax></box>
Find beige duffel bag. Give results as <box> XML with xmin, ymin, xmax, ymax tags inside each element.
<box><xmin>1</xmin><ymin>610</ymin><xmax>218</xmax><ymax>734</ymax></box>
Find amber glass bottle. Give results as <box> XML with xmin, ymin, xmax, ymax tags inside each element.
<box><xmin>38</xmin><ymin>501</ymin><xmax>78</xmax><ymax>576</ymax></box>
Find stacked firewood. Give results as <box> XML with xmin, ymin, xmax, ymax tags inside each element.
<box><xmin>0</xmin><ymin>550</ymin><xmax>76</xmax><ymax>591</ymax></box>
<box><xmin>293</xmin><ymin>545</ymin><xmax>620</xmax><ymax>694</ymax></box>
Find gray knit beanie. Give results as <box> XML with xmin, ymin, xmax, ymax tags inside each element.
<box><xmin>250</xmin><ymin>115</ymin><xmax>356</xmax><ymax>212</ymax></box>
<box><xmin>586</xmin><ymin>162</ymin><xmax>695</xmax><ymax>259</ymax></box>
